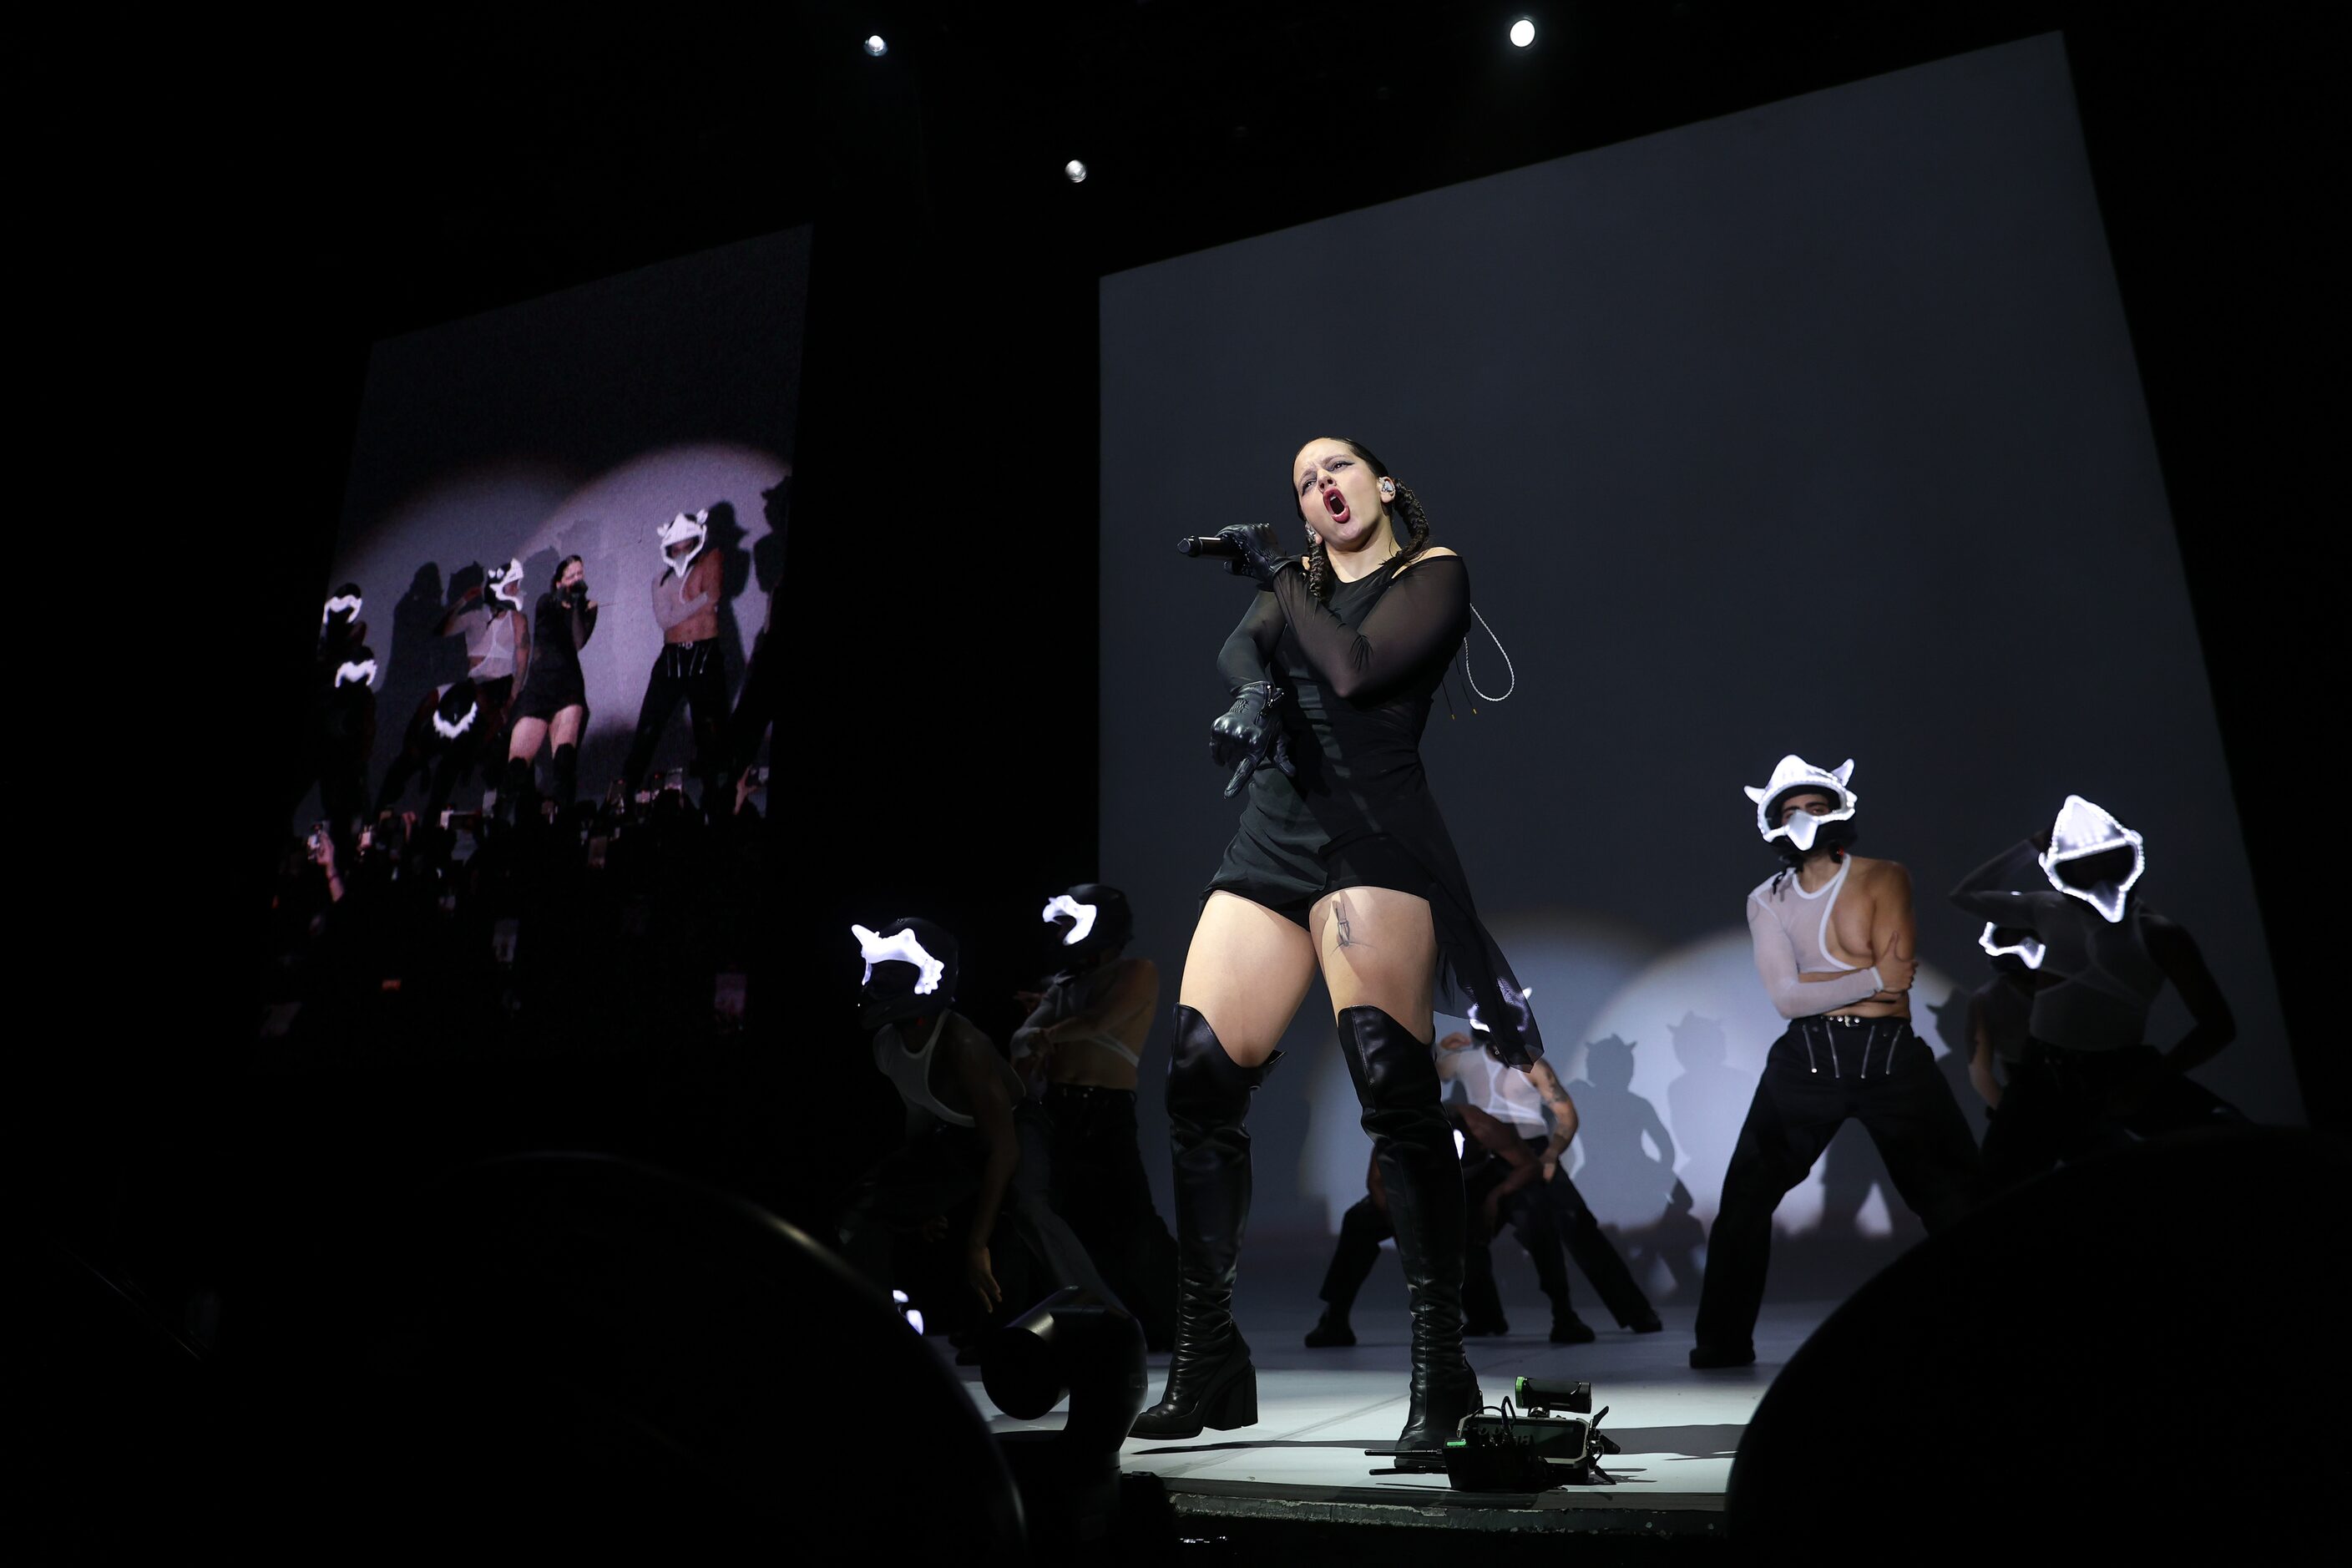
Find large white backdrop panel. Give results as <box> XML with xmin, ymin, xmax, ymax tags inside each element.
<box><xmin>1099</xmin><ymin>37</ymin><xmax>2292</xmax><ymax>1258</ymax></box>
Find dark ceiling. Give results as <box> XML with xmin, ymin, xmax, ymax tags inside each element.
<box><xmin>272</xmin><ymin>3</ymin><xmax>2164</xmax><ymax>334</ymax></box>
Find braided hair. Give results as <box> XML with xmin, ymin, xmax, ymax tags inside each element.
<box><xmin>1293</xmin><ymin>438</ymin><xmax>1434</xmax><ymax>603</ymax></box>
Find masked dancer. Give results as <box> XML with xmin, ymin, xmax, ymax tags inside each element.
<box><xmin>1134</xmin><ymin>438</ymin><xmax>1540</xmax><ymax>1459</ymax></box>
<box><xmin>301</xmin><ymin>584</ymin><xmax>377</xmax><ymax>848</ymax></box>
<box><xmin>503</xmin><ymin>555</ymin><xmax>596</xmax><ymax>816</ymax></box>
<box><xmin>1689</xmin><ymin>756</ymin><xmax>1977</xmax><ymax>1369</ymax></box>
<box><xmin>377</xmin><ymin>560</ymin><xmax>531</xmax><ymax>813</ymax></box>
<box><xmin>1010</xmin><ymin>884</ymin><xmax>1180</xmax><ymax>1351</ymax></box>
<box><xmin>1432</xmin><ymin>1030</ymin><xmax>1661</xmax><ymax>1339</ymax></box>
<box><xmin>620</xmin><ymin>509</ymin><xmax>730</xmax><ymax>809</ymax></box>
<box><xmin>1950</xmin><ymin>797</ymin><xmax>2237</xmax><ymax>1196</ymax></box>
<box><xmin>838</xmin><ymin>918</ymin><xmax>1115</xmax><ymax>1326</ymax></box>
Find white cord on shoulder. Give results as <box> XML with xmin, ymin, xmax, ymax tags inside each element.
<box><xmin>1462</xmin><ymin>603</ymin><xmax>1515</xmax><ymax>703</ymax></box>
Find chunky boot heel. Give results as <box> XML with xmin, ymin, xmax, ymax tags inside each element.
<box><xmin>1201</xmin><ymin>1362</ymin><xmax>1258</xmax><ymax>1429</ymax></box>
<box><xmin>1132</xmin><ymin>1007</ymin><xmax>1277</xmax><ymax>1439</ymax></box>
<box><xmin>1338</xmin><ymin>1005</ymin><xmax>1485</xmax><ymax>1454</ymax></box>
<box><xmin>1133</xmin><ymin>1339</ymin><xmax>1257</xmax><ymax>1439</ymax></box>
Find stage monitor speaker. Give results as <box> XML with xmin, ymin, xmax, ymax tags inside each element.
<box><xmin>1727</xmin><ymin>1128</ymin><xmax>2342</xmax><ymax>1554</ymax></box>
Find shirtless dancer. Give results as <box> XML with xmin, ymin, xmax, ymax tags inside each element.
<box><xmin>1011</xmin><ymin>884</ymin><xmax>1180</xmax><ymax>1349</ymax></box>
<box><xmin>1689</xmin><ymin>755</ymin><xmax>1978</xmax><ymax>1369</ymax></box>
<box><xmin>620</xmin><ymin>508</ymin><xmax>729</xmax><ymax>808</ymax></box>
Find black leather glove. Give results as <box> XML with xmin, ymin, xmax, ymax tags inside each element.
<box><xmin>1216</xmin><ymin>523</ymin><xmax>1302</xmax><ymax>589</ymax></box>
<box><xmin>1211</xmin><ymin>680</ymin><xmax>1297</xmax><ymax>797</ymax></box>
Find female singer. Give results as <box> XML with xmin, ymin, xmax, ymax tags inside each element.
<box><xmin>503</xmin><ymin>555</ymin><xmax>597</xmax><ymax>813</ymax></box>
<box><xmin>1133</xmin><ymin>438</ymin><xmax>1540</xmax><ymax>1457</ymax></box>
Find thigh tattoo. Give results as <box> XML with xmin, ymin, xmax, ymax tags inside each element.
<box><xmin>1332</xmin><ymin>893</ymin><xmax>1371</xmax><ymax>951</ymax></box>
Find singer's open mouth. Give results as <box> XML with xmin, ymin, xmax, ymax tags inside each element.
<box><xmin>1323</xmin><ymin>488</ymin><xmax>1351</xmax><ymax>523</ymax></box>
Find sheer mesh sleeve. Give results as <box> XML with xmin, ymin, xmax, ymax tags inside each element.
<box><xmin>1216</xmin><ymin>589</ymin><xmax>1284</xmax><ymax>692</ymax></box>
<box><xmin>1748</xmin><ymin>895</ymin><xmax>1884</xmax><ymax>1019</ymax></box>
<box><xmin>1271</xmin><ymin>554</ymin><xmax>1469</xmax><ymax>701</ymax></box>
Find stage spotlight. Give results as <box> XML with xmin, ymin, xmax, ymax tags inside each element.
<box><xmin>863</xmin><ymin>34</ymin><xmax>888</xmax><ymax>57</ymax></box>
<box><xmin>1510</xmin><ymin>18</ymin><xmax>1535</xmax><ymax>48</ymax></box>
<box><xmin>1065</xmin><ymin>159</ymin><xmax>1088</xmax><ymax>184</ymax></box>
<box><xmin>983</xmin><ymin>1287</ymin><xmax>1147</xmax><ymax>1556</ymax></box>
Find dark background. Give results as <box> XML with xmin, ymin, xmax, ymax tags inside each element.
<box><xmin>48</xmin><ymin>3</ymin><xmax>2331</xmax><ymax>1308</ymax></box>
<box><xmin>1100</xmin><ymin>35</ymin><xmax>2293</xmax><ymax>1254</ymax></box>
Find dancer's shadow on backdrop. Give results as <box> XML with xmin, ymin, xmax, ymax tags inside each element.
<box><xmin>752</xmin><ymin>479</ymin><xmax>789</xmax><ymax>601</ymax></box>
<box><xmin>1665</xmin><ymin>1011</ymin><xmax>1750</xmax><ymax>1204</ymax></box>
<box><xmin>706</xmin><ymin>500</ymin><xmax>751</xmax><ymax>694</ymax></box>
<box><xmin>383</xmin><ymin>563</ymin><xmax>456</xmax><ymax>766</ymax></box>
<box><xmin>1571</xmin><ymin>1035</ymin><xmax>1705</xmax><ymax>1298</ymax></box>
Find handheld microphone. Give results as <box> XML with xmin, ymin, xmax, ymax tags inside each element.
<box><xmin>1176</xmin><ymin>535</ymin><xmax>1246</xmax><ymax>559</ymax></box>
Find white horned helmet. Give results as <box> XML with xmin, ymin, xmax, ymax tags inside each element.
<box><xmin>321</xmin><ymin>589</ymin><xmax>363</xmax><ymax>634</ymax></box>
<box><xmin>1743</xmin><ymin>754</ymin><xmax>1859</xmax><ymax>855</ymax></box>
<box><xmin>853</xmin><ymin>918</ymin><xmax>960</xmax><ymax>1028</ymax></box>
<box><xmin>2038</xmin><ymin>794</ymin><xmax>2146</xmax><ymax>923</ymax></box>
<box><xmin>333</xmin><ymin>656</ymin><xmax>378</xmax><ymax>690</ymax></box>
<box><xmin>486</xmin><ymin>559</ymin><xmax>526</xmax><ymax>611</ymax></box>
<box><xmin>657</xmin><ymin>508</ymin><xmax>710</xmax><ymax>580</ymax></box>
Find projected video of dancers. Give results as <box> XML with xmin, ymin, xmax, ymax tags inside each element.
<box><xmin>293</xmin><ymin>226</ymin><xmax>808</xmax><ymax>835</ymax></box>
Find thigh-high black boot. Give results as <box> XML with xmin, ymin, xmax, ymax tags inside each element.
<box><xmin>498</xmin><ymin>756</ymin><xmax>534</xmax><ymax>825</ymax></box>
<box><xmin>552</xmin><ymin>743</ymin><xmax>579</xmax><ymax>809</ymax></box>
<box><xmin>1338</xmin><ymin>1005</ymin><xmax>1480</xmax><ymax>1454</ymax></box>
<box><xmin>1130</xmin><ymin>1006</ymin><xmax>1275</xmax><ymax>1439</ymax></box>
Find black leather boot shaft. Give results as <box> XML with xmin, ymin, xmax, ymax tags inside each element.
<box><xmin>1131</xmin><ymin>1005</ymin><xmax>1272</xmax><ymax>1438</ymax></box>
<box><xmin>1338</xmin><ymin>1004</ymin><xmax>1481</xmax><ymax>1453</ymax></box>
<box><xmin>498</xmin><ymin>756</ymin><xmax>534</xmax><ymax>823</ymax></box>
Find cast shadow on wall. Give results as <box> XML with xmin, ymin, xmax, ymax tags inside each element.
<box><xmin>1571</xmin><ymin>1004</ymin><xmax>1990</xmax><ymax>1303</ymax></box>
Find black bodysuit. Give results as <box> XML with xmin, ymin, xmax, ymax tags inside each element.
<box><xmin>513</xmin><ymin>590</ymin><xmax>599</xmax><ymax>722</ymax></box>
<box><xmin>1208</xmin><ymin>554</ymin><xmax>1542</xmax><ymax>1066</ymax></box>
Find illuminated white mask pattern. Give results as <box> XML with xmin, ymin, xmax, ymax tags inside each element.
<box><xmin>658</xmin><ymin>508</ymin><xmax>710</xmax><ymax>581</ymax></box>
<box><xmin>853</xmin><ymin>923</ymin><xmax>947</xmax><ymax>994</ymax></box>
<box><xmin>488</xmin><ymin>559</ymin><xmax>525</xmax><ymax>610</ymax></box>
<box><xmin>335</xmin><ymin>659</ymin><xmax>378</xmax><ymax>689</ymax></box>
<box><xmin>1743</xmin><ymin>754</ymin><xmax>1858</xmax><ymax>852</ymax></box>
<box><xmin>322</xmin><ymin>594</ymin><xmax>363</xmax><ymax>630</ymax></box>
<box><xmin>432</xmin><ymin>700</ymin><xmax>480</xmax><ymax>740</ymax></box>
<box><xmin>1978</xmin><ymin>923</ymin><xmax>2047</xmax><ymax>970</ymax></box>
<box><xmin>1041</xmin><ymin>893</ymin><xmax>1098</xmax><ymax>947</ymax></box>
<box><xmin>2038</xmin><ymin>794</ymin><xmax>2145</xmax><ymax>924</ymax></box>
<box><xmin>1467</xmin><ymin>983</ymin><xmax>1534</xmax><ymax>1038</ymax></box>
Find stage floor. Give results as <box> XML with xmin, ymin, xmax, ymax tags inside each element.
<box><xmin>953</xmin><ymin>1251</ymin><xmax>1831</xmax><ymax>1536</ymax></box>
